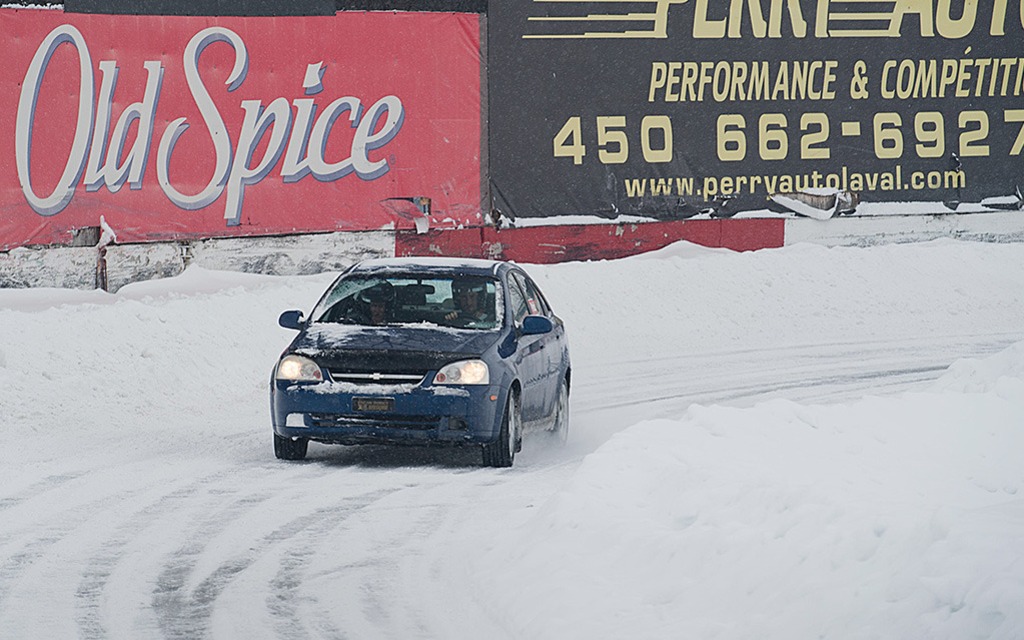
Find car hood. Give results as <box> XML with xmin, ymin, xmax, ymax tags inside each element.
<box><xmin>289</xmin><ymin>323</ymin><xmax>501</xmax><ymax>373</ymax></box>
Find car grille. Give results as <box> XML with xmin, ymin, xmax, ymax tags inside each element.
<box><xmin>316</xmin><ymin>349</ymin><xmax>468</xmax><ymax>385</ymax></box>
<box><xmin>310</xmin><ymin>413</ymin><xmax>440</xmax><ymax>430</ymax></box>
<box><xmin>327</xmin><ymin>370</ymin><xmax>426</xmax><ymax>385</ymax></box>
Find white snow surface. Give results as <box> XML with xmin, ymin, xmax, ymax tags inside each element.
<box><xmin>1</xmin><ymin>239</ymin><xmax>1023</xmax><ymax>639</ymax></box>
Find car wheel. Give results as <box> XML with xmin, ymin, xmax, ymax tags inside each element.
<box><xmin>550</xmin><ymin>378</ymin><xmax>570</xmax><ymax>444</ymax></box>
<box><xmin>483</xmin><ymin>390</ymin><xmax>520</xmax><ymax>468</ymax></box>
<box><xmin>274</xmin><ymin>433</ymin><xmax>308</xmax><ymax>460</ymax></box>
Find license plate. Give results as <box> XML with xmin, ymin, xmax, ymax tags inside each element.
<box><xmin>353</xmin><ymin>397</ymin><xmax>394</xmax><ymax>412</ymax></box>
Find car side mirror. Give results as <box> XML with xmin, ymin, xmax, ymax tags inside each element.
<box><xmin>521</xmin><ymin>315</ymin><xmax>553</xmax><ymax>335</ymax></box>
<box><xmin>279</xmin><ymin>310</ymin><xmax>306</xmax><ymax>330</ymax></box>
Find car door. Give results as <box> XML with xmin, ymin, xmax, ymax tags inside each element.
<box><xmin>506</xmin><ymin>272</ymin><xmax>547</xmax><ymax>424</ymax></box>
<box><xmin>515</xmin><ymin>271</ymin><xmax>564</xmax><ymax>417</ymax></box>
<box><xmin>509</xmin><ymin>271</ymin><xmax>558</xmax><ymax>421</ymax></box>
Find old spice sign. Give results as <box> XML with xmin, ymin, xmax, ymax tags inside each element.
<box><xmin>0</xmin><ymin>10</ymin><xmax>483</xmax><ymax>249</ymax></box>
<box><xmin>19</xmin><ymin>24</ymin><xmax>405</xmax><ymax>223</ymax></box>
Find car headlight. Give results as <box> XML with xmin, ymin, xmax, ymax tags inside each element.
<box><xmin>276</xmin><ymin>355</ymin><xmax>323</xmax><ymax>382</ymax></box>
<box><xmin>433</xmin><ymin>359</ymin><xmax>489</xmax><ymax>385</ymax></box>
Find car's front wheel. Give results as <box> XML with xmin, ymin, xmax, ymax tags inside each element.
<box><xmin>274</xmin><ymin>433</ymin><xmax>308</xmax><ymax>460</ymax></box>
<box><xmin>483</xmin><ymin>391</ymin><xmax>520</xmax><ymax>468</ymax></box>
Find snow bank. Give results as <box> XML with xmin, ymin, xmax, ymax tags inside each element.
<box><xmin>474</xmin><ymin>343</ymin><xmax>1024</xmax><ymax>639</ymax></box>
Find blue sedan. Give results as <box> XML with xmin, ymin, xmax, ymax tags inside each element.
<box><xmin>270</xmin><ymin>258</ymin><xmax>570</xmax><ymax>466</ymax></box>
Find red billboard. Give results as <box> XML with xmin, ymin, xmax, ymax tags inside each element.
<box><xmin>0</xmin><ymin>9</ymin><xmax>483</xmax><ymax>250</ymax></box>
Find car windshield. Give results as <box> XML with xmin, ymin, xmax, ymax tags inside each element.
<box><xmin>311</xmin><ymin>275</ymin><xmax>501</xmax><ymax>330</ymax></box>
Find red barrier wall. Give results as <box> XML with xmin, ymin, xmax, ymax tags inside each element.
<box><xmin>395</xmin><ymin>218</ymin><xmax>785</xmax><ymax>263</ymax></box>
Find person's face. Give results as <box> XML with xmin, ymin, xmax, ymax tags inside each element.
<box><xmin>369</xmin><ymin>301</ymin><xmax>387</xmax><ymax>323</ymax></box>
<box><xmin>456</xmin><ymin>288</ymin><xmax>480</xmax><ymax>311</ymax></box>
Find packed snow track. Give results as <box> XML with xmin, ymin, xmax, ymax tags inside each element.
<box><xmin>2</xmin><ymin>240</ymin><xmax>1023</xmax><ymax>639</ymax></box>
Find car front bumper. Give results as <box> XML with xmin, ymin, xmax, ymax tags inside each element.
<box><xmin>271</xmin><ymin>379</ymin><xmax>505</xmax><ymax>446</ymax></box>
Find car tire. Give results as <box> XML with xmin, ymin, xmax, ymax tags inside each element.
<box><xmin>274</xmin><ymin>433</ymin><xmax>308</xmax><ymax>460</ymax></box>
<box><xmin>483</xmin><ymin>391</ymin><xmax>519</xmax><ymax>468</ymax></box>
<box><xmin>550</xmin><ymin>377</ymin><xmax>570</xmax><ymax>444</ymax></box>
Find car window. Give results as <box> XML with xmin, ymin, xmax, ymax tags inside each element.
<box><xmin>511</xmin><ymin>271</ymin><xmax>548</xmax><ymax>316</ymax></box>
<box><xmin>533</xmin><ymin>285</ymin><xmax>552</xmax><ymax>315</ymax></box>
<box><xmin>506</xmin><ymin>275</ymin><xmax>530</xmax><ymax>324</ymax></box>
<box><xmin>312</xmin><ymin>274</ymin><xmax>500</xmax><ymax>330</ymax></box>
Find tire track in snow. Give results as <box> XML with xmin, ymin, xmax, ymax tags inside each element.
<box><xmin>0</xmin><ymin>473</ymin><xmax>89</xmax><ymax>579</ymax></box>
<box><xmin>0</xmin><ymin>470</ymin><xmax>174</xmax><ymax>625</ymax></box>
<box><xmin>0</xmin><ymin>471</ymin><xmax>88</xmax><ymax>512</ymax></box>
<box><xmin>151</xmin><ymin>485</ymin><xmax>398</xmax><ymax>640</ymax></box>
<box><xmin>262</xmin><ymin>484</ymin><xmax>407</xmax><ymax>640</ymax></box>
<box><xmin>73</xmin><ymin>481</ymin><xmax>220</xmax><ymax>639</ymax></box>
<box><xmin>575</xmin><ymin>334</ymin><xmax>1022</xmax><ymax>418</ymax></box>
<box><xmin>586</xmin><ymin>363</ymin><xmax>949</xmax><ymax>412</ymax></box>
<box><xmin>280</xmin><ymin>477</ymin><xmax>520</xmax><ymax>640</ymax></box>
<box><xmin>359</xmin><ymin>502</ymin><xmax>456</xmax><ymax>638</ymax></box>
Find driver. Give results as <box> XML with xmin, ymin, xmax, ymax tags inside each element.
<box><xmin>445</xmin><ymin>280</ymin><xmax>489</xmax><ymax>325</ymax></box>
<box><xmin>357</xmin><ymin>282</ymin><xmax>395</xmax><ymax>325</ymax></box>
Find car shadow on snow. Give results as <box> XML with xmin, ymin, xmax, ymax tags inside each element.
<box><xmin>293</xmin><ymin>430</ymin><xmax>576</xmax><ymax>471</ymax></box>
<box><xmin>303</xmin><ymin>443</ymin><xmax>489</xmax><ymax>470</ymax></box>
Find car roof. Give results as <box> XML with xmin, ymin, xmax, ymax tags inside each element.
<box><xmin>348</xmin><ymin>257</ymin><xmax>510</xmax><ymax>278</ymax></box>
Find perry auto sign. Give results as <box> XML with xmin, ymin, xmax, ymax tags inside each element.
<box><xmin>488</xmin><ymin>1</ymin><xmax>1024</xmax><ymax>219</ymax></box>
<box><xmin>0</xmin><ymin>9</ymin><xmax>483</xmax><ymax>250</ymax></box>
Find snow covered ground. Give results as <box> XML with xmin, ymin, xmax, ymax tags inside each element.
<box><xmin>1</xmin><ymin>239</ymin><xmax>1022</xmax><ymax>639</ymax></box>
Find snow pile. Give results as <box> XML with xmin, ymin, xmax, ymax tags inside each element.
<box><xmin>474</xmin><ymin>344</ymin><xmax>1024</xmax><ymax>639</ymax></box>
<box><xmin>934</xmin><ymin>341</ymin><xmax>1024</xmax><ymax>396</ymax></box>
<box><xmin>534</xmin><ymin>239</ymin><xmax>1024</xmax><ymax>358</ymax></box>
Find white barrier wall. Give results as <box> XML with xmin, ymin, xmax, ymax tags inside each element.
<box><xmin>1</xmin><ymin>231</ymin><xmax>395</xmax><ymax>292</ymax></box>
<box><xmin>2</xmin><ymin>214</ymin><xmax>1022</xmax><ymax>292</ymax></box>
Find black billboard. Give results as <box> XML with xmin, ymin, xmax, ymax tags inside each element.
<box><xmin>488</xmin><ymin>1</ymin><xmax>1024</xmax><ymax>219</ymax></box>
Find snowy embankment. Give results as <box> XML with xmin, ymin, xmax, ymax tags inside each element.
<box><xmin>467</xmin><ymin>240</ymin><xmax>1024</xmax><ymax>639</ymax></box>
<box><xmin>471</xmin><ymin>345</ymin><xmax>1024</xmax><ymax>639</ymax></box>
<box><xmin>1</xmin><ymin>238</ymin><xmax>1023</xmax><ymax>639</ymax></box>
